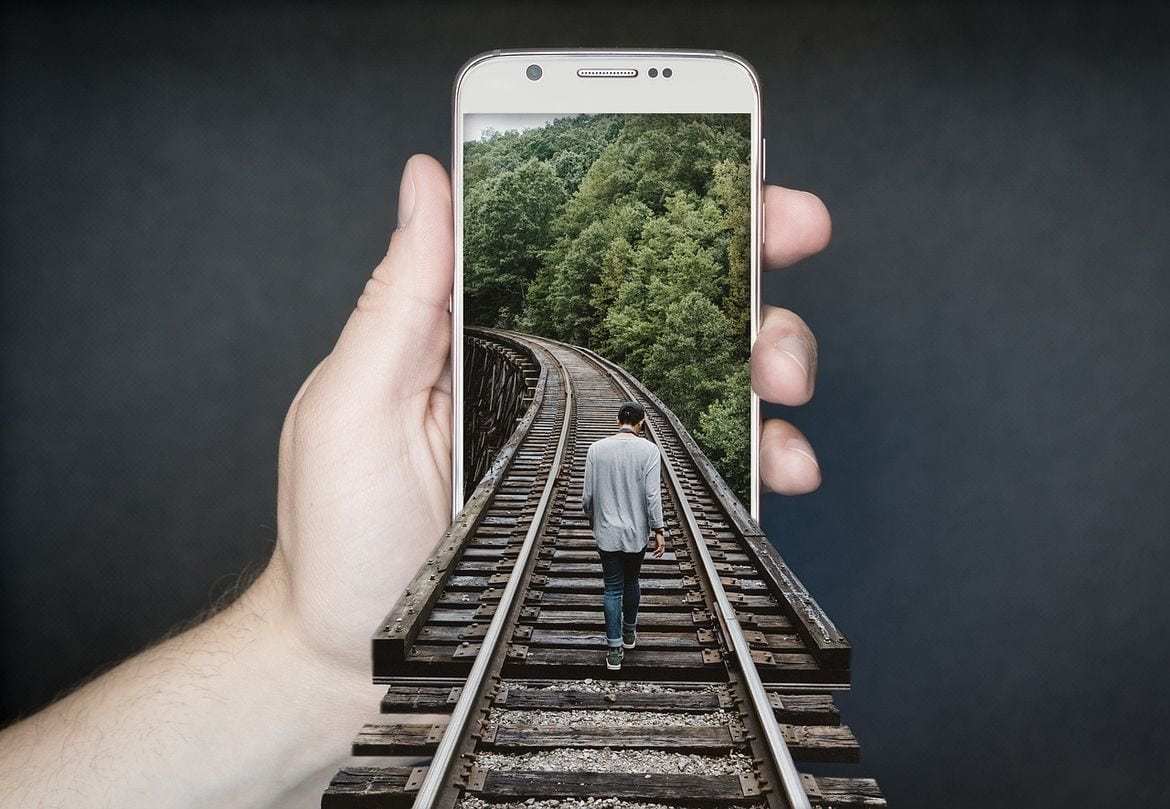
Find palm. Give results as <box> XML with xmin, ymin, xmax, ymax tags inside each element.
<box><xmin>272</xmin><ymin>328</ymin><xmax>453</xmax><ymax>675</ymax></box>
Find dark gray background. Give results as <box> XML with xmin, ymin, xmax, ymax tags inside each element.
<box><xmin>3</xmin><ymin>2</ymin><xmax>1168</xmax><ymax>805</ymax></box>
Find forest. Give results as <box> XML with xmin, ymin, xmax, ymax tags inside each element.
<box><xmin>463</xmin><ymin>112</ymin><xmax>752</xmax><ymax>503</ymax></box>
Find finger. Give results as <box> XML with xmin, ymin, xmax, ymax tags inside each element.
<box><xmin>763</xmin><ymin>185</ymin><xmax>832</xmax><ymax>270</ymax></box>
<box><xmin>324</xmin><ymin>154</ymin><xmax>454</xmax><ymax>406</ymax></box>
<box><xmin>760</xmin><ymin>419</ymin><xmax>821</xmax><ymax>495</ymax></box>
<box><xmin>752</xmin><ymin>305</ymin><xmax>817</xmax><ymax>405</ymax></box>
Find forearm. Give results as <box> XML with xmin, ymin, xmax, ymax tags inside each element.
<box><xmin>0</xmin><ymin>565</ymin><xmax>378</xmax><ymax>809</ymax></box>
<box><xmin>647</xmin><ymin>490</ymin><xmax>664</xmax><ymax>531</ymax></box>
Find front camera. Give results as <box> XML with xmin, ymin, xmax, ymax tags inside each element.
<box><xmin>648</xmin><ymin>67</ymin><xmax>659</xmax><ymax>78</ymax></box>
<box><xmin>526</xmin><ymin>64</ymin><xmax>543</xmax><ymax>81</ymax></box>
<box><xmin>662</xmin><ymin>67</ymin><xmax>673</xmax><ymax>78</ymax></box>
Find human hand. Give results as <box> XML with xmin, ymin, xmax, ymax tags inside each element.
<box><xmin>752</xmin><ymin>185</ymin><xmax>832</xmax><ymax>495</ymax></box>
<box><xmin>257</xmin><ymin>154</ymin><xmax>455</xmax><ymax>682</ymax></box>
<box><xmin>0</xmin><ymin>155</ymin><xmax>458</xmax><ymax>809</ymax></box>
<box><xmin>653</xmin><ymin>532</ymin><xmax>666</xmax><ymax>558</ymax></box>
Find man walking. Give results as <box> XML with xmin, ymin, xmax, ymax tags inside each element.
<box><xmin>581</xmin><ymin>401</ymin><xmax>667</xmax><ymax>671</ymax></box>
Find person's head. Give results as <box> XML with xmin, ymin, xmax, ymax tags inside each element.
<box><xmin>617</xmin><ymin>401</ymin><xmax>646</xmax><ymax>432</ymax></box>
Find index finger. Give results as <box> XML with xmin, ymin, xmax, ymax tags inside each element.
<box><xmin>763</xmin><ymin>184</ymin><xmax>832</xmax><ymax>270</ymax></box>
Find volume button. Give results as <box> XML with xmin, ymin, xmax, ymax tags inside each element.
<box><xmin>762</xmin><ymin>137</ymin><xmax>767</xmax><ymax>181</ymax></box>
<box><xmin>761</xmin><ymin>200</ymin><xmax>766</xmax><ymax>245</ymax></box>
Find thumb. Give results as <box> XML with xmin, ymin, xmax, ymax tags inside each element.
<box><xmin>325</xmin><ymin>154</ymin><xmax>454</xmax><ymax>406</ymax></box>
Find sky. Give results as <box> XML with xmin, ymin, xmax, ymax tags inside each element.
<box><xmin>463</xmin><ymin>112</ymin><xmax>582</xmax><ymax>142</ymax></box>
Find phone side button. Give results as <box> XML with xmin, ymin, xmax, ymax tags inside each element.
<box><xmin>762</xmin><ymin>136</ymin><xmax>767</xmax><ymax>181</ymax></box>
<box><xmin>761</xmin><ymin>199</ymin><xmax>765</xmax><ymax>245</ymax></box>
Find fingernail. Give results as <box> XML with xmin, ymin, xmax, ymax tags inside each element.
<box><xmin>785</xmin><ymin>436</ymin><xmax>819</xmax><ymax>468</ymax></box>
<box><xmin>778</xmin><ymin>335</ymin><xmax>810</xmax><ymax>376</ymax></box>
<box><xmin>396</xmin><ymin>157</ymin><xmax>416</xmax><ymax>229</ymax></box>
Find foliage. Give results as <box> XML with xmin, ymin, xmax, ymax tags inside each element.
<box><xmin>463</xmin><ymin>158</ymin><xmax>567</xmax><ymax>326</ymax></box>
<box><xmin>697</xmin><ymin>363</ymin><xmax>752</xmax><ymax>499</ymax></box>
<box><xmin>464</xmin><ymin>113</ymin><xmax>752</xmax><ymax>502</ymax></box>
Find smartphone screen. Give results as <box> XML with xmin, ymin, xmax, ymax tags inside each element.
<box><xmin>451</xmin><ymin>52</ymin><xmax>762</xmax><ymax>519</ymax></box>
<box><xmin>460</xmin><ymin>110</ymin><xmax>752</xmax><ymax>495</ymax></box>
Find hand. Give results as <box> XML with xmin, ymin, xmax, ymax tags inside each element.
<box><xmin>258</xmin><ymin>154</ymin><xmax>455</xmax><ymax>680</ymax></box>
<box><xmin>753</xmin><ymin>185</ymin><xmax>832</xmax><ymax>495</ymax></box>
<box><xmin>0</xmin><ymin>155</ymin><xmax>457</xmax><ymax>808</ymax></box>
<box><xmin>653</xmin><ymin>532</ymin><xmax>666</xmax><ymax>558</ymax></box>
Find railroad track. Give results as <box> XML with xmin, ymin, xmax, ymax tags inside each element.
<box><xmin>323</xmin><ymin>329</ymin><xmax>884</xmax><ymax>809</ymax></box>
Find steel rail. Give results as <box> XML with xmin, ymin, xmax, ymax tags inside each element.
<box><xmin>409</xmin><ymin>345</ymin><xmax>574</xmax><ymax>809</ymax></box>
<box><xmin>559</xmin><ymin>339</ymin><xmax>813</xmax><ymax>809</ymax></box>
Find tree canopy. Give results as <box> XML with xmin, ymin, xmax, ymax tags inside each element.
<box><xmin>464</xmin><ymin>113</ymin><xmax>752</xmax><ymax>502</ymax></box>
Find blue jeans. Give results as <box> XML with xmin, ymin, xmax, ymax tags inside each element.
<box><xmin>598</xmin><ymin>545</ymin><xmax>647</xmax><ymax>648</ymax></box>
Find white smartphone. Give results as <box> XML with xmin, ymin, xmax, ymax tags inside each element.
<box><xmin>451</xmin><ymin>49</ymin><xmax>763</xmax><ymax>522</ymax></box>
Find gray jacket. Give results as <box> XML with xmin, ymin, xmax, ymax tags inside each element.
<box><xmin>581</xmin><ymin>433</ymin><xmax>665</xmax><ymax>553</ymax></box>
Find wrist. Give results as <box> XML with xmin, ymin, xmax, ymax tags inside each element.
<box><xmin>242</xmin><ymin>558</ymin><xmax>375</xmax><ymax>713</ymax></box>
<box><xmin>256</xmin><ymin>557</ymin><xmax>369</xmax><ymax>679</ymax></box>
<box><xmin>223</xmin><ymin>562</ymin><xmax>381</xmax><ymax>799</ymax></box>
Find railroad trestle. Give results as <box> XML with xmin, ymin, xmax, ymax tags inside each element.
<box><xmin>324</xmin><ymin>329</ymin><xmax>884</xmax><ymax>809</ymax></box>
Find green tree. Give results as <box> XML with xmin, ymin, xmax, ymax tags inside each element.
<box><xmin>697</xmin><ymin>362</ymin><xmax>752</xmax><ymax>503</ymax></box>
<box><xmin>711</xmin><ymin>158</ymin><xmax>751</xmax><ymax>335</ymax></box>
<box><xmin>640</xmin><ymin>292</ymin><xmax>737</xmax><ymax>427</ymax></box>
<box><xmin>637</xmin><ymin>190</ymin><xmax>728</xmax><ymax>304</ymax></box>
<box><xmin>462</xmin><ymin>112</ymin><xmax>752</xmax><ymax>501</ymax></box>
<box><xmin>463</xmin><ymin>158</ymin><xmax>567</xmax><ymax>326</ymax></box>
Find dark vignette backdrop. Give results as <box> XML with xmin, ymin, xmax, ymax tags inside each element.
<box><xmin>3</xmin><ymin>3</ymin><xmax>1168</xmax><ymax>806</ymax></box>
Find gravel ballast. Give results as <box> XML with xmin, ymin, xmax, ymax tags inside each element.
<box><xmin>507</xmin><ymin>680</ymin><xmax>727</xmax><ymax>696</ymax></box>
<box><xmin>488</xmin><ymin>708</ymin><xmax>733</xmax><ymax>727</ymax></box>
<box><xmin>458</xmin><ymin>799</ymin><xmax>763</xmax><ymax>809</ymax></box>
<box><xmin>473</xmin><ymin>748</ymin><xmax>754</xmax><ymax>776</ymax></box>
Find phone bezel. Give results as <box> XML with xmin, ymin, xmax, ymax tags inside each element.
<box><xmin>451</xmin><ymin>48</ymin><xmax>763</xmax><ymax>522</ymax></box>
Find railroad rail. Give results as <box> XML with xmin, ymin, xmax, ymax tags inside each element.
<box><xmin>322</xmin><ymin>329</ymin><xmax>884</xmax><ymax>809</ymax></box>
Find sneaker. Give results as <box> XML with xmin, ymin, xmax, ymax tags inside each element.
<box><xmin>622</xmin><ymin>629</ymin><xmax>637</xmax><ymax>649</ymax></box>
<box><xmin>605</xmin><ymin>646</ymin><xmax>624</xmax><ymax>670</ymax></box>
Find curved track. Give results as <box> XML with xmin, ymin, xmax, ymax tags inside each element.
<box><xmin>323</xmin><ymin>330</ymin><xmax>882</xmax><ymax>809</ymax></box>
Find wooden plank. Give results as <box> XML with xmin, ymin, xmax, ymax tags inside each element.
<box><xmin>551</xmin><ymin>549</ymin><xmax>686</xmax><ymax>561</ymax></box>
<box><xmin>803</xmin><ymin>774</ymin><xmax>887</xmax><ymax>807</ymax></box>
<box><xmin>411</xmin><ymin>624</ymin><xmax>496</xmax><ymax>644</ymax></box>
<box><xmin>351</xmin><ymin>722</ymin><xmax>446</xmax><ymax>756</ymax></box>
<box><xmin>780</xmin><ymin>724</ymin><xmax>860</xmax><ymax>763</ymax></box>
<box><xmin>516</xmin><ymin>647</ymin><xmax>717</xmax><ymax>669</ymax></box>
<box><xmin>527</xmin><ymin>608</ymin><xmax>710</xmax><ymax>629</ymax></box>
<box><xmin>475</xmin><ymin>769</ymin><xmax>754</xmax><ymax>802</ymax></box>
<box><xmin>532</xmin><ymin>592</ymin><xmax>712</xmax><ymax>609</ymax></box>
<box><xmin>526</xmin><ymin>628</ymin><xmax>704</xmax><ymax>649</ymax></box>
<box><xmin>418</xmin><ymin>607</ymin><xmax>479</xmax><ymax>624</ymax></box>
<box><xmin>403</xmin><ymin>644</ymin><xmax>484</xmax><ymax>665</ymax></box>
<box><xmin>321</xmin><ymin>767</ymin><xmax>414</xmax><ymax>808</ymax></box>
<box><xmin>379</xmin><ymin>685</ymin><xmax>459</xmax><ymax>713</ymax></box>
<box><xmin>740</xmin><ymin>612</ymin><xmax>796</xmax><ymax>630</ymax></box>
<box><xmin>759</xmin><ymin>633</ymin><xmax>807</xmax><ymax>651</ymax></box>
<box><xmin>542</xmin><ymin>562</ymin><xmax>687</xmax><ymax>576</ymax></box>
<box><xmin>533</xmin><ymin>576</ymin><xmax>688</xmax><ymax>591</ymax></box>
<box><xmin>769</xmin><ymin>693</ymin><xmax>841</xmax><ymax>725</ymax></box>
<box><xmin>443</xmin><ymin>575</ymin><xmax>494</xmax><ymax>590</ymax></box>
